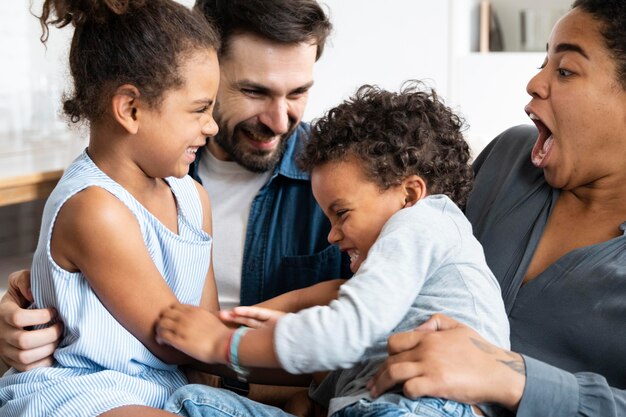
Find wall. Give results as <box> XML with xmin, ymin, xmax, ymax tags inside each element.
<box><xmin>490</xmin><ymin>0</ymin><xmax>572</xmax><ymax>52</ymax></box>
<box><xmin>0</xmin><ymin>1</ymin><xmax>74</xmax><ymax>279</ymax></box>
<box><xmin>2</xmin><ymin>1</ymin><xmax>574</xmax><ymax>156</ymax></box>
<box><xmin>448</xmin><ymin>0</ymin><xmax>572</xmax><ymax>153</ymax></box>
<box><xmin>305</xmin><ymin>0</ymin><xmax>450</xmax><ymax>123</ymax></box>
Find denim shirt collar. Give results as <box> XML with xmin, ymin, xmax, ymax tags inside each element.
<box><xmin>271</xmin><ymin>122</ymin><xmax>311</xmax><ymax>181</ymax></box>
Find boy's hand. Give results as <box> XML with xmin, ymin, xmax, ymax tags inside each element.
<box><xmin>219</xmin><ymin>306</ymin><xmax>285</xmax><ymax>329</ymax></box>
<box><xmin>156</xmin><ymin>303</ymin><xmax>232</xmax><ymax>364</ymax></box>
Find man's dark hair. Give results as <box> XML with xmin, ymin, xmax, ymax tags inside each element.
<box><xmin>299</xmin><ymin>81</ymin><xmax>474</xmax><ymax>208</ymax></box>
<box><xmin>572</xmin><ymin>0</ymin><xmax>626</xmax><ymax>88</ymax></box>
<box><xmin>194</xmin><ymin>0</ymin><xmax>331</xmax><ymax>60</ymax></box>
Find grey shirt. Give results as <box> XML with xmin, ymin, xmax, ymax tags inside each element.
<box><xmin>275</xmin><ymin>195</ymin><xmax>510</xmax><ymax>415</ymax></box>
<box><xmin>466</xmin><ymin>125</ymin><xmax>626</xmax><ymax>417</ymax></box>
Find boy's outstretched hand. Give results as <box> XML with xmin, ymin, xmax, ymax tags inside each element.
<box><xmin>156</xmin><ymin>303</ymin><xmax>231</xmax><ymax>364</ymax></box>
<box><xmin>219</xmin><ymin>306</ymin><xmax>285</xmax><ymax>329</ymax></box>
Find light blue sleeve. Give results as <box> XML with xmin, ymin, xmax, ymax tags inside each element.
<box><xmin>274</xmin><ymin>199</ymin><xmax>459</xmax><ymax>374</ymax></box>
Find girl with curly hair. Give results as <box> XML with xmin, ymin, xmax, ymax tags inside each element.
<box><xmin>155</xmin><ymin>81</ymin><xmax>509</xmax><ymax>417</ymax></box>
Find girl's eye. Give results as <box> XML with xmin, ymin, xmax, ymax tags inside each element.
<box><xmin>195</xmin><ymin>106</ymin><xmax>209</xmax><ymax>114</ymax></box>
<box><xmin>336</xmin><ymin>210</ymin><xmax>348</xmax><ymax>219</ymax></box>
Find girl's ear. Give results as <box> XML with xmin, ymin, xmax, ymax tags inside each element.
<box><xmin>402</xmin><ymin>175</ymin><xmax>427</xmax><ymax>208</ymax></box>
<box><xmin>111</xmin><ymin>85</ymin><xmax>141</xmax><ymax>134</ymax></box>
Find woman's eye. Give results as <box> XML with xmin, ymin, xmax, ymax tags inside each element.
<box><xmin>557</xmin><ymin>68</ymin><xmax>573</xmax><ymax>77</ymax></box>
<box><xmin>195</xmin><ymin>106</ymin><xmax>209</xmax><ymax>113</ymax></box>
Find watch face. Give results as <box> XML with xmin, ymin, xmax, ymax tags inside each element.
<box><xmin>221</xmin><ymin>376</ymin><xmax>250</xmax><ymax>396</ymax></box>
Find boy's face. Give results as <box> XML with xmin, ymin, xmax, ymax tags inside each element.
<box><xmin>311</xmin><ymin>158</ymin><xmax>407</xmax><ymax>273</ymax></box>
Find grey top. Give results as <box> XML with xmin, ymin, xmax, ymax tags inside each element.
<box><xmin>275</xmin><ymin>195</ymin><xmax>510</xmax><ymax>415</ymax></box>
<box><xmin>466</xmin><ymin>125</ymin><xmax>626</xmax><ymax>417</ymax></box>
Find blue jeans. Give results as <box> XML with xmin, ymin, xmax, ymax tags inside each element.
<box><xmin>165</xmin><ymin>385</ymin><xmax>479</xmax><ymax>417</ymax></box>
<box><xmin>333</xmin><ymin>395</ymin><xmax>479</xmax><ymax>417</ymax></box>
<box><xmin>164</xmin><ymin>384</ymin><xmax>295</xmax><ymax>417</ymax></box>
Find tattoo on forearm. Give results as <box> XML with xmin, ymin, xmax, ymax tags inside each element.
<box><xmin>470</xmin><ymin>337</ymin><xmax>498</xmax><ymax>354</ymax></box>
<box><xmin>497</xmin><ymin>359</ymin><xmax>525</xmax><ymax>376</ymax></box>
<box><xmin>470</xmin><ymin>337</ymin><xmax>525</xmax><ymax>376</ymax></box>
<box><xmin>503</xmin><ymin>350</ymin><xmax>518</xmax><ymax>358</ymax></box>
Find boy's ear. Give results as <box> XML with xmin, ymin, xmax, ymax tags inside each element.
<box><xmin>402</xmin><ymin>175</ymin><xmax>427</xmax><ymax>208</ymax></box>
<box><xmin>111</xmin><ymin>84</ymin><xmax>141</xmax><ymax>134</ymax></box>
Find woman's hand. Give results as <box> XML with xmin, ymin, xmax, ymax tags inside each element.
<box><xmin>0</xmin><ymin>270</ymin><xmax>63</xmax><ymax>371</ymax></box>
<box><xmin>219</xmin><ymin>306</ymin><xmax>285</xmax><ymax>329</ymax></box>
<box><xmin>156</xmin><ymin>302</ymin><xmax>232</xmax><ymax>364</ymax></box>
<box><xmin>368</xmin><ymin>313</ymin><xmax>526</xmax><ymax>411</ymax></box>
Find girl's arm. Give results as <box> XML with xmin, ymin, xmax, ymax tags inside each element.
<box><xmin>52</xmin><ymin>186</ymin><xmax>210</xmax><ymax>364</ymax></box>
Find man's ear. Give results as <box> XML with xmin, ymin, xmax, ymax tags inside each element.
<box><xmin>402</xmin><ymin>175</ymin><xmax>427</xmax><ymax>208</ymax></box>
<box><xmin>111</xmin><ymin>84</ymin><xmax>141</xmax><ymax>134</ymax></box>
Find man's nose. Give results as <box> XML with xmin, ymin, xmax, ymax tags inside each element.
<box><xmin>258</xmin><ymin>98</ymin><xmax>290</xmax><ymax>135</ymax></box>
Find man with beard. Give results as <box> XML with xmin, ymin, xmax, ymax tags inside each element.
<box><xmin>0</xmin><ymin>0</ymin><xmax>351</xmax><ymax>401</ymax></box>
<box><xmin>189</xmin><ymin>0</ymin><xmax>351</xmax><ymax>310</ymax></box>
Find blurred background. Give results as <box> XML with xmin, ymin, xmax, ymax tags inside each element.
<box><xmin>0</xmin><ymin>0</ymin><xmax>571</xmax><ymax>293</ymax></box>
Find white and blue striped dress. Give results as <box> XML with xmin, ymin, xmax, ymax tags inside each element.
<box><xmin>0</xmin><ymin>151</ymin><xmax>212</xmax><ymax>416</ymax></box>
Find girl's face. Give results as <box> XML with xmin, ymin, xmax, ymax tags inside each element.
<box><xmin>311</xmin><ymin>158</ymin><xmax>407</xmax><ymax>273</ymax></box>
<box><xmin>138</xmin><ymin>49</ymin><xmax>220</xmax><ymax>179</ymax></box>
<box><xmin>524</xmin><ymin>8</ymin><xmax>626</xmax><ymax>191</ymax></box>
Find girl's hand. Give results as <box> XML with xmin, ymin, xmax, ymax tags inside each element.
<box><xmin>368</xmin><ymin>313</ymin><xmax>526</xmax><ymax>411</ymax></box>
<box><xmin>156</xmin><ymin>303</ymin><xmax>231</xmax><ymax>364</ymax></box>
<box><xmin>219</xmin><ymin>306</ymin><xmax>285</xmax><ymax>329</ymax></box>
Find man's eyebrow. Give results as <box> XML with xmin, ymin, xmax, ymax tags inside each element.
<box><xmin>236</xmin><ymin>80</ymin><xmax>269</xmax><ymax>92</ymax></box>
<box><xmin>553</xmin><ymin>42</ymin><xmax>589</xmax><ymax>59</ymax></box>
<box><xmin>290</xmin><ymin>81</ymin><xmax>314</xmax><ymax>94</ymax></box>
<box><xmin>235</xmin><ymin>79</ymin><xmax>315</xmax><ymax>96</ymax></box>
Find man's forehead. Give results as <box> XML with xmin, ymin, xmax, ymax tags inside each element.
<box><xmin>224</xmin><ymin>31</ymin><xmax>318</xmax><ymax>57</ymax></box>
<box><xmin>222</xmin><ymin>33</ymin><xmax>316</xmax><ymax>68</ymax></box>
<box><xmin>220</xmin><ymin>32</ymin><xmax>317</xmax><ymax>92</ymax></box>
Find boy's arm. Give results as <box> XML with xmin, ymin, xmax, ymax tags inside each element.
<box><xmin>53</xmin><ymin>187</ymin><xmax>201</xmax><ymax>364</ymax></box>
<box><xmin>254</xmin><ymin>279</ymin><xmax>346</xmax><ymax>313</ymax></box>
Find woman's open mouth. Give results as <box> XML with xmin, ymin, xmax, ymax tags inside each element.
<box><xmin>528</xmin><ymin>113</ymin><xmax>554</xmax><ymax>168</ymax></box>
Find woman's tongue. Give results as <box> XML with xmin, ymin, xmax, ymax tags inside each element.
<box><xmin>531</xmin><ymin>133</ymin><xmax>554</xmax><ymax>167</ymax></box>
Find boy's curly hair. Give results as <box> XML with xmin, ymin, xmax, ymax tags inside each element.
<box><xmin>299</xmin><ymin>81</ymin><xmax>473</xmax><ymax>207</ymax></box>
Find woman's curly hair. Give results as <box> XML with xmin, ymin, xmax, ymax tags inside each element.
<box><xmin>299</xmin><ymin>81</ymin><xmax>473</xmax><ymax>208</ymax></box>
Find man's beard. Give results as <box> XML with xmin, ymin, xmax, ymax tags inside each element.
<box><xmin>215</xmin><ymin>121</ymin><xmax>294</xmax><ymax>173</ymax></box>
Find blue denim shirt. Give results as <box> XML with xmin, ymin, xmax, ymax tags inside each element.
<box><xmin>189</xmin><ymin>123</ymin><xmax>352</xmax><ymax>305</ymax></box>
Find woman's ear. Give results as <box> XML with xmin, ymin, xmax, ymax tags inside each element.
<box><xmin>111</xmin><ymin>85</ymin><xmax>141</xmax><ymax>134</ymax></box>
<box><xmin>402</xmin><ymin>175</ymin><xmax>427</xmax><ymax>208</ymax></box>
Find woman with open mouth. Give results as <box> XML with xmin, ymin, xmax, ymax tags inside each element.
<box><xmin>368</xmin><ymin>1</ymin><xmax>626</xmax><ymax>416</ymax></box>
